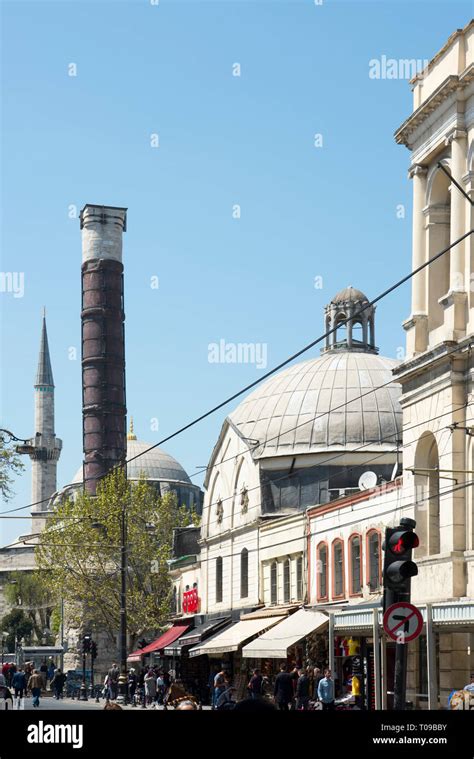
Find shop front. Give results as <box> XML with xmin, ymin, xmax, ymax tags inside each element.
<box><xmin>241</xmin><ymin>607</ymin><xmax>328</xmax><ymax>695</ymax></box>
<box><xmin>127</xmin><ymin>623</ymin><xmax>190</xmax><ymax>672</ymax></box>
<box><xmin>163</xmin><ymin>616</ymin><xmax>230</xmax><ymax>703</ymax></box>
<box><xmin>188</xmin><ymin>613</ymin><xmax>287</xmax><ymax>700</ymax></box>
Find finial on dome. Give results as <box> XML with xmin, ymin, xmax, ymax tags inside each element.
<box><xmin>127</xmin><ymin>416</ymin><xmax>137</xmax><ymax>440</ymax></box>
<box><xmin>322</xmin><ymin>285</ymin><xmax>378</xmax><ymax>355</ymax></box>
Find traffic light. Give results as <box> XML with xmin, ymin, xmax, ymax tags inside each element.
<box><xmin>137</xmin><ymin>638</ymin><xmax>147</xmax><ymax>650</ymax></box>
<box><xmin>90</xmin><ymin>640</ymin><xmax>98</xmax><ymax>660</ymax></box>
<box><xmin>383</xmin><ymin>517</ymin><xmax>419</xmax><ymax>611</ymax></box>
<box><xmin>82</xmin><ymin>634</ymin><xmax>91</xmax><ymax>654</ymax></box>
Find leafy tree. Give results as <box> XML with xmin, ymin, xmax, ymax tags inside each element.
<box><xmin>0</xmin><ymin>608</ymin><xmax>33</xmax><ymax>652</ymax></box>
<box><xmin>0</xmin><ymin>435</ymin><xmax>24</xmax><ymax>501</ymax></box>
<box><xmin>4</xmin><ymin>571</ymin><xmax>56</xmax><ymax>644</ymax></box>
<box><xmin>36</xmin><ymin>468</ymin><xmax>197</xmax><ymax>646</ymax></box>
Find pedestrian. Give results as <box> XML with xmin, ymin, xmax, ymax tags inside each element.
<box><xmin>215</xmin><ymin>674</ymin><xmax>235</xmax><ymax>710</ymax></box>
<box><xmin>107</xmin><ymin>662</ymin><xmax>120</xmax><ymax>701</ymax></box>
<box><xmin>317</xmin><ymin>668</ymin><xmax>335</xmax><ymax>710</ymax></box>
<box><xmin>50</xmin><ymin>668</ymin><xmax>66</xmax><ymax>700</ymax></box>
<box><xmin>12</xmin><ymin>667</ymin><xmax>27</xmax><ymax>707</ymax></box>
<box><xmin>313</xmin><ymin>666</ymin><xmax>323</xmax><ymax>701</ymax></box>
<box><xmin>39</xmin><ymin>660</ymin><xmax>48</xmax><ymax>690</ymax></box>
<box><xmin>28</xmin><ymin>669</ymin><xmax>43</xmax><ymax>708</ymax></box>
<box><xmin>273</xmin><ymin>663</ymin><xmax>294</xmax><ymax>711</ymax></box>
<box><xmin>212</xmin><ymin>668</ymin><xmax>226</xmax><ymax>709</ymax></box>
<box><xmin>156</xmin><ymin>672</ymin><xmax>165</xmax><ymax>705</ymax></box>
<box><xmin>296</xmin><ymin>668</ymin><xmax>310</xmax><ymax>710</ymax></box>
<box><xmin>128</xmin><ymin>668</ymin><xmax>138</xmax><ymax>705</ymax></box>
<box><xmin>248</xmin><ymin>668</ymin><xmax>263</xmax><ymax>699</ymax></box>
<box><xmin>144</xmin><ymin>668</ymin><xmax>157</xmax><ymax>706</ymax></box>
<box><xmin>47</xmin><ymin>661</ymin><xmax>55</xmax><ymax>690</ymax></box>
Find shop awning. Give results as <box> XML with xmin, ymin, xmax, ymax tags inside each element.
<box><xmin>242</xmin><ymin>608</ymin><xmax>328</xmax><ymax>659</ymax></box>
<box><xmin>189</xmin><ymin>615</ymin><xmax>285</xmax><ymax>658</ymax></box>
<box><xmin>164</xmin><ymin>617</ymin><xmax>231</xmax><ymax>656</ymax></box>
<box><xmin>127</xmin><ymin>624</ymin><xmax>189</xmax><ymax>661</ymax></box>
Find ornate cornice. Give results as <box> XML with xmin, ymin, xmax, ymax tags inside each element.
<box><xmin>395</xmin><ymin>65</ymin><xmax>474</xmax><ymax>148</ymax></box>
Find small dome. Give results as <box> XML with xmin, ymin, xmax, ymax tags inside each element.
<box><xmin>229</xmin><ymin>351</ymin><xmax>401</xmax><ymax>458</ymax></box>
<box><xmin>71</xmin><ymin>438</ymin><xmax>192</xmax><ymax>485</ymax></box>
<box><xmin>331</xmin><ymin>286</ymin><xmax>369</xmax><ymax>304</ymax></box>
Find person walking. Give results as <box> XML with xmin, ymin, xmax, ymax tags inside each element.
<box><xmin>12</xmin><ymin>668</ymin><xmax>27</xmax><ymax>708</ymax></box>
<box><xmin>144</xmin><ymin>668</ymin><xmax>157</xmax><ymax>706</ymax></box>
<box><xmin>47</xmin><ymin>661</ymin><xmax>55</xmax><ymax>691</ymax></box>
<box><xmin>312</xmin><ymin>667</ymin><xmax>323</xmax><ymax>702</ymax></box>
<box><xmin>128</xmin><ymin>668</ymin><xmax>138</xmax><ymax>705</ymax></box>
<box><xmin>107</xmin><ymin>663</ymin><xmax>120</xmax><ymax>701</ymax></box>
<box><xmin>317</xmin><ymin>668</ymin><xmax>335</xmax><ymax>710</ymax></box>
<box><xmin>273</xmin><ymin>664</ymin><xmax>294</xmax><ymax>711</ymax></box>
<box><xmin>295</xmin><ymin>668</ymin><xmax>311</xmax><ymax>710</ymax></box>
<box><xmin>248</xmin><ymin>668</ymin><xmax>263</xmax><ymax>699</ymax></box>
<box><xmin>39</xmin><ymin>660</ymin><xmax>48</xmax><ymax>690</ymax></box>
<box><xmin>28</xmin><ymin>669</ymin><xmax>43</xmax><ymax>708</ymax></box>
<box><xmin>212</xmin><ymin>669</ymin><xmax>226</xmax><ymax>709</ymax></box>
<box><xmin>50</xmin><ymin>668</ymin><xmax>66</xmax><ymax>700</ymax></box>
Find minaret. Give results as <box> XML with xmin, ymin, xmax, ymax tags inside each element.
<box><xmin>18</xmin><ymin>313</ymin><xmax>62</xmax><ymax>534</ymax></box>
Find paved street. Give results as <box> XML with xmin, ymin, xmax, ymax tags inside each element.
<box><xmin>13</xmin><ymin>696</ymin><xmax>211</xmax><ymax>711</ymax></box>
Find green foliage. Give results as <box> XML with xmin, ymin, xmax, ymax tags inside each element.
<box><xmin>36</xmin><ymin>468</ymin><xmax>196</xmax><ymax>643</ymax></box>
<box><xmin>0</xmin><ymin>436</ymin><xmax>25</xmax><ymax>501</ymax></box>
<box><xmin>4</xmin><ymin>571</ymin><xmax>57</xmax><ymax>644</ymax></box>
<box><xmin>0</xmin><ymin>608</ymin><xmax>33</xmax><ymax>652</ymax></box>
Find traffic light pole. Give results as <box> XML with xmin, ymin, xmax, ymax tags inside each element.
<box><xmin>79</xmin><ymin>650</ymin><xmax>88</xmax><ymax>701</ymax></box>
<box><xmin>117</xmin><ymin>500</ymin><xmax>128</xmax><ymax>705</ymax></box>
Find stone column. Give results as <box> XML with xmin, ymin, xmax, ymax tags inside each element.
<box><xmin>446</xmin><ymin>130</ymin><xmax>467</xmax><ymax>289</ymax></box>
<box><xmin>404</xmin><ymin>165</ymin><xmax>428</xmax><ymax>356</ymax></box>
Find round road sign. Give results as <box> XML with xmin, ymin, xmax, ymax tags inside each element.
<box><xmin>383</xmin><ymin>602</ymin><xmax>423</xmax><ymax>643</ymax></box>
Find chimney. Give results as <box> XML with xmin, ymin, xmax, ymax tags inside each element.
<box><xmin>80</xmin><ymin>204</ymin><xmax>127</xmax><ymax>495</ymax></box>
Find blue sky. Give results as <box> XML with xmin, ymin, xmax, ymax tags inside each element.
<box><xmin>1</xmin><ymin>0</ymin><xmax>471</xmax><ymax>544</ymax></box>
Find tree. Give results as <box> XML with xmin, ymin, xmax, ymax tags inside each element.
<box><xmin>36</xmin><ymin>468</ymin><xmax>197</xmax><ymax>646</ymax></box>
<box><xmin>4</xmin><ymin>571</ymin><xmax>56</xmax><ymax>644</ymax></box>
<box><xmin>0</xmin><ymin>608</ymin><xmax>33</xmax><ymax>652</ymax></box>
<box><xmin>0</xmin><ymin>435</ymin><xmax>24</xmax><ymax>501</ymax></box>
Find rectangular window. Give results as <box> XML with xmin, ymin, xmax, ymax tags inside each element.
<box><xmin>283</xmin><ymin>560</ymin><xmax>290</xmax><ymax>603</ymax></box>
<box><xmin>271</xmin><ymin>563</ymin><xmax>277</xmax><ymax>604</ymax></box>
<box><xmin>296</xmin><ymin>556</ymin><xmax>303</xmax><ymax>600</ymax></box>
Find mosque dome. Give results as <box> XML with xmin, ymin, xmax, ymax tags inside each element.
<box><xmin>71</xmin><ymin>438</ymin><xmax>192</xmax><ymax>485</ymax></box>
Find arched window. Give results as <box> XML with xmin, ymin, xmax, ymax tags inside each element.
<box><xmin>426</xmin><ymin>164</ymin><xmax>451</xmax><ymax>332</ymax></box>
<box><xmin>283</xmin><ymin>559</ymin><xmax>291</xmax><ymax>603</ymax></box>
<box><xmin>332</xmin><ymin>540</ymin><xmax>345</xmax><ymax>599</ymax></box>
<box><xmin>414</xmin><ymin>432</ymin><xmax>440</xmax><ymax>557</ymax></box>
<box><xmin>367</xmin><ymin>530</ymin><xmax>381</xmax><ymax>591</ymax></box>
<box><xmin>240</xmin><ymin>548</ymin><xmax>249</xmax><ymax>598</ymax></box>
<box><xmin>296</xmin><ymin>556</ymin><xmax>303</xmax><ymax>600</ymax></box>
<box><xmin>216</xmin><ymin>556</ymin><xmax>223</xmax><ymax>603</ymax></box>
<box><xmin>317</xmin><ymin>543</ymin><xmax>328</xmax><ymax>601</ymax></box>
<box><xmin>349</xmin><ymin>534</ymin><xmax>362</xmax><ymax>595</ymax></box>
<box><xmin>270</xmin><ymin>562</ymin><xmax>278</xmax><ymax>605</ymax></box>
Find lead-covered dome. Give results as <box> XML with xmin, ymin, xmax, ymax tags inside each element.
<box><xmin>229</xmin><ymin>351</ymin><xmax>401</xmax><ymax>459</ymax></box>
<box><xmin>71</xmin><ymin>438</ymin><xmax>192</xmax><ymax>484</ymax></box>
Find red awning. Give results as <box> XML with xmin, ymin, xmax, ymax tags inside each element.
<box><xmin>127</xmin><ymin>625</ymin><xmax>189</xmax><ymax>660</ymax></box>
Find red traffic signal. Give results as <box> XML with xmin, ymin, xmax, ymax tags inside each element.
<box><xmin>388</xmin><ymin>530</ymin><xmax>419</xmax><ymax>555</ymax></box>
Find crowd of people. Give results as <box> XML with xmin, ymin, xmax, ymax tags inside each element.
<box><xmin>210</xmin><ymin>664</ymin><xmax>335</xmax><ymax>711</ymax></box>
<box><xmin>1</xmin><ymin>658</ymin><xmax>68</xmax><ymax>708</ymax></box>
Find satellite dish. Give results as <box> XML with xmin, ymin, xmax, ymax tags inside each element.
<box><xmin>358</xmin><ymin>471</ymin><xmax>378</xmax><ymax>491</ymax></box>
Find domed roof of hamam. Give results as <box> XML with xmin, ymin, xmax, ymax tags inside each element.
<box><xmin>71</xmin><ymin>425</ymin><xmax>192</xmax><ymax>485</ymax></box>
<box><xmin>227</xmin><ymin>289</ymin><xmax>402</xmax><ymax>460</ymax></box>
